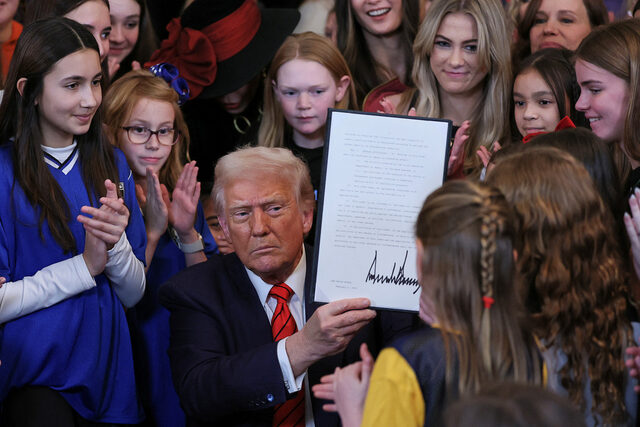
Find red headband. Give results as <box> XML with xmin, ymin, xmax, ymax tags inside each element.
<box><xmin>145</xmin><ymin>0</ymin><xmax>262</xmax><ymax>99</ymax></box>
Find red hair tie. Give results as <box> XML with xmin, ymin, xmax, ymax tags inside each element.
<box><xmin>482</xmin><ymin>296</ymin><xmax>495</xmax><ymax>309</ymax></box>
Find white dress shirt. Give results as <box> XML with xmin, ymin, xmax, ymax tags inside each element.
<box><xmin>245</xmin><ymin>245</ymin><xmax>315</xmax><ymax>427</ymax></box>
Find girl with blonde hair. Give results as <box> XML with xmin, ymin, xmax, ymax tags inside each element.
<box><xmin>258</xmin><ymin>31</ymin><xmax>356</xmax><ymax>191</ymax></box>
<box><xmin>103</xmin><ymin>69</ymin><xmax>217</xmax><ymax>426</ymax></box>
<box><xmin>315</xmin><ymin>180</ymin><xmax>542</xmax><ymax>426</ymax></box>
<box><xmin>388</xmin><ymin>0</ymin><xmax>512</xmax><ymax>176</ymax></box>
<box><xmin>487</xmin><ymin>146</ymin><xmax>638</xmax><ymax>426</ymax></box>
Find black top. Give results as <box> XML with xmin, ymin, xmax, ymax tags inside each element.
<box><xmin>183</xmin><ymin>89</ymin><xmax>263</xmax><ymax>193</ymax></box>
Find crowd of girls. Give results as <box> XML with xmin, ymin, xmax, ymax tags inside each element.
<box><xmin>2</xmin><ymin>0</ymin><xmax>640</xmax><ymax>425</ymax></box>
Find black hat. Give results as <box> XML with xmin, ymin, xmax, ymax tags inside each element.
<box><xmin>146</xmin><ymin>0</ymin><xmax>299</xmax><ymax>100</ymax></box>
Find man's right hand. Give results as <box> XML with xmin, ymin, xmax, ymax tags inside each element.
<box><xmin>286</xmin><ymin>298</ymin><xmax>376</xmax><ymax>377</ymax></box>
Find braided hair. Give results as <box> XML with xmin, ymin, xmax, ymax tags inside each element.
<box><xmin>416</xmin><ymin>180</ymin><xmax>541</xmax><ymax>397</ymax></box>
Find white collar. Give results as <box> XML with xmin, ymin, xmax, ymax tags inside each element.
<box><xmin>245</xmin><ymin>245</ymin><xmax>307</xmax><ymax>305</ymax></box>
<box><xmin>41</xmin><ymin>140</ymin><xmax>77</xmax><ymax>161</ymax></box>
<box><xmin>41</xmin><ymin>140</ymin><xmax>79</xmax><ymax>175</ymax></box>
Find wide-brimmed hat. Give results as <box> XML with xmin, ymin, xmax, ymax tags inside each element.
<box><xmin>146</xmin><ymin>0</ymin><xmax>299</xmax><ymax>100</ymax></box>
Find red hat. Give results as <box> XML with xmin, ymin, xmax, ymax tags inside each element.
<box><xmin>146</xmin><ymin>0</ymin><xmax>300</xmax><ymax>100</ymax></box>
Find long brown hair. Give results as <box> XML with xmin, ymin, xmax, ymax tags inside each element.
<box><xmin>335</xmin><ymin>0</ymin><xmax>419</xmax><ymax>103</ymax></box>
<box><xmin>111</xmin><ymin>0</ymin><xmax>159</xmax><ymax>81</ymax></box>
<box><xmin>103</xmin><ymin>69</ymin><xmax>189</xmax><ymax>193</ymax></box>
<box><xmin>417</xmin><ymin>180</ymin><xmax>541</xmax><ymax>396</ymax></box>
<box><xmin>0</xmin><ymin>18</ymin><xmax>118</xmax><ymax>254</ymax></box>
<box><xmin>486</xmin><ymin>146</ymin><xmax>631</xmax><ymax>425</ymax></box>
<box><xmin>258</xmin><ymin>32</ymin><xmax>356</xmax><ymax>149</ymax></box>
<box><xmin>575</xmin><ymin>19</ymin><xmax>640</xmax><ymax>164</ymax></box>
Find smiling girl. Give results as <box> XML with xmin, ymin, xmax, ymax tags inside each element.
<box><xmin>108</xmin><ymin>0</ymin><xmax>157</xmax><ymax>80</ymax></box>
<box><xmin>512</xmin><ymin>48</ymin><xmax>586</xmax><ymax>139</ymax></box>
<box><xmin>514</xmin><ymin>0</ymin><xmax>608</xmax><ymax>64</ymax></box>
<box><xmin>0</xmin><ymin>18</ymin><xmax>146</xmax><ymax>425</ymax></box>
<box><xmin>391</xmin><ymin>0</ymin><xmax>511</xmax><ymax>176</ymax></box>
<box><xmin>258</xmin><ymin>32</ymin><xmax>356</xmax><ymax>192</ymax></box>
<box><xmin>103</xmin><ymin>69</ymin><xmax>216</xmax><ymax>427</ymax></box>
<box><xmin>335</xmin><ymin>0</ymin><xmax>419</xmax><ymax>104</ymax></box>
<box><xmin>25</xmin><ymin>0</ymin><xmax>112</xmax><ymax>63</ymax></box>
<box><xmin>574</xmin><ymin>19</ymin><xmax>640</xmax><ymax>190</ymax></box>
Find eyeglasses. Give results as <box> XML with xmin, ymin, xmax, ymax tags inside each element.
<box><xmin>122</xmin><ymin>126</ymin><xmax>180</xmax><ymax>146</ymax></box>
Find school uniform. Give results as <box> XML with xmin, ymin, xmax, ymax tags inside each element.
<box><xmin>128</xmin><ymin>203</ymin><xmax>217</xmax><ymax>427</ymax></box>
<box><xmin>0</xmin><ymin>143</ymin><xmax>146</xmax><ymax>424</ymax></box>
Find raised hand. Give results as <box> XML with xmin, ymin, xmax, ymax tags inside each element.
<box><xmin>312</xmin><ymin>343</ymin><xmax>373</xmax><ymax>427</ymax></box>
<box><xmin>624</xmin><ymin>188</ymin><xmax>640</xmax><ymax>282</ymax></box>
<box><xmin>140</xmin><ymin>167</ymin><xmax>169</xmax><ymax>242</ymax></box>
<box><xmin>625</xmin><ymin>346</ymin><xmax>640</xmax><ymax>392</ymax></box>
<box><xmin>447</xmin><ymin>120</ymin><xmax>470</xmax><ymax>177</ymax></box>
<box><xmin>78</xmin><ymin>179</ymin><xmax>130</xmax><ymax>250</ymax></box>
<box><xmin>334</xmin><ymin>343</ymin><xmax>373</xmax><ymax>427</ymax></box>
<box><xmin>164</xmin><ymin>161</ymin><xmax>200</xmax><ymax>238</ymax></box>
<box><xmin>476</xmin><ymin>141</ymin><xmax>502</xmax><ymax>168</ymax></box>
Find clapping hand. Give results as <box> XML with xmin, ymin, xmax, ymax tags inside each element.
<box><xmin>78</xmin><ymin>179</ymin><xmax>130</xmax><ymax>275</ymax></box>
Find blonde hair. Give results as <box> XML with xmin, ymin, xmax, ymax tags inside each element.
<box><xmin>417</xmin><ymin>180</ymin><xmax>541</xmax><ymax>396</ymax></box>
<box><xmin>102</xmin><ymin>69</ymin><xmax>190</xmax><ymax>192</ymax></box>
<box><xmin>506</xmin><ymin>0</ymin><xmax>523</xmax><ymax>32</ymax></box>
<box><xmin>404</xmin><ymin>0</ymin><xmax>511</xmax><ymax>174</ymax></box>
<box><xmin>258</xmin><ymin>32</ymin><xmax>356</xmax><ymax>149</ymax></box>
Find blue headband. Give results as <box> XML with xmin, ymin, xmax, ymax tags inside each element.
<box><xmin>148</xmin><ymin>62</ymin><xmax>191</xmax><ymax>106</ymax></box>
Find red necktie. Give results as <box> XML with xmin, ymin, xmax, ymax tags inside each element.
<box><xmin>269</xmin><ymin>283</ymin><xmax>305</xmax><ymax>427</ymax></box>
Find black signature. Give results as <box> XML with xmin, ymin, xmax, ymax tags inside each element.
<box><xmin>365</xmin><ymin>250</ymin><xmax>421</xmax><ymax>294</ymax></box>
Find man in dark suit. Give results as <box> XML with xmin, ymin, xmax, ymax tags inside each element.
<box><xmin>160</xmin><ymin>146</ymin><xmax>414</xmax><ymax>426</ymax></box>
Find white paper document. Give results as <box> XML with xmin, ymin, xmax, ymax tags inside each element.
<box><xmin>312</xmin><ymin>110</ymin><xmax>451</xmax><ymax>311</ymax></box>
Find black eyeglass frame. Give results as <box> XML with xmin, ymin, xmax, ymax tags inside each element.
<box><xmin>121</xmin><ymin>126</ymin><xmax>181</xmax><ymax>146</ymax></box>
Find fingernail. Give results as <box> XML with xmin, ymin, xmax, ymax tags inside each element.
<box><xmin>625</xmin><ymin>212</ymin><xmax>631</xmax><ymax>220</ymax></box>
<box><xmin>635</xmin><ymin>188</ymin><xmax>640</xmax><ymax>197</ymax></box>
<box><xmin>631</xmin><ymin>194</ymin><xmax>636</xmax><ymax>201</ymax></box>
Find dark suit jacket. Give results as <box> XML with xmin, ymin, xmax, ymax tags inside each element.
<box><xmin>159</xmin><ymin>247</ymin><xmax>417</xmax><ymax>427</ymax></box>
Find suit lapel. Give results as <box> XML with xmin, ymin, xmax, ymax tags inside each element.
<box><xmin>224</xmin><ymin>253</ymin><xmax>273</xmax><ymax>344</ymax></box>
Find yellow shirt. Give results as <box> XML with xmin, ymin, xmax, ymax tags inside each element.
<box><xmin>361</xmin><ymin>347</ymin><xmax>425</xmax><ymax>427</ymax></box>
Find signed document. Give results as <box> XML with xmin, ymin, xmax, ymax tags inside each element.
<box><xmin>312</xmin><ymin>109</ymin><xmax>451</xmax><ymax>312</ymax></box>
